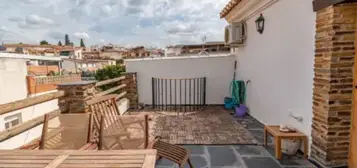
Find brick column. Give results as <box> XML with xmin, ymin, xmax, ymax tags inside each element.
<box><xmin>57</xmin><ymin>81</ymin><xmax>97</xmax><ymax>113</ymax></box>
<box><xmin>121</xmin><ymin>72</ymin><xmax>138</xmax><ymax>109</ymax></box>
<box><xmin>311</xmin><ymin>3</ymin><xmax>357</xmax><ymax>167</ymax></box>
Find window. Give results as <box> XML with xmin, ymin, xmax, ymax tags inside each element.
<box><xmin>4</xmin><ymin>113</ymin><xmax>22</xmax><ymax>129</ymax></box>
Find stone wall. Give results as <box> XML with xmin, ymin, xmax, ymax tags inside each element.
<box><xmin>121</xmin><ymin>72</ymin><xmax>138</xmax><ymax>109</ymax></box>
<box><xmin>57</xmin><ymin>81</ymin><xmax>97</xmax><ymax>113</ymax></box>
<box><xmin>311</xmin><ymin>2</ymin><xmax>357</xmax><ymax>167</ymax></box>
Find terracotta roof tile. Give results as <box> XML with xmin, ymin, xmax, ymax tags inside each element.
<box><xmin>220</xmin><ymin>0</ymin><xmax>243</xmax><ymax>18</ymax></box>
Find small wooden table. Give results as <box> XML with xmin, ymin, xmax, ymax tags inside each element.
<box><xmin>264</xmin><ymin>125</ymin><xmax>308</xmax><ymax>160</ymax></box>
<box><xmin>0</xmin><ymin>149</ymin><xmax>157</xmax><ymax>168</ymax></box>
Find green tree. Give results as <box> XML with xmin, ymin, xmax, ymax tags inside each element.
<box><xmin>58</xmin><ymin>40</ymin><xmax>62</xmax><ymax>46</ymax></box>
<box><xmin>40</xmin><ymin>40</ymin><xmax>49</xmax><ymax>45</ymax></box>
<box><xmin>80</xmin><ymin>38</ymin><xmax>85</xmax><ymax>47</ymax></box>
<box><xmin>95</xmin><ymin>65</ymin><xmax>126</xmax><ymax>91</ymax></box>
<box><xmin>95</xmin><ymin>65</ymin><xmax>125</xmax><ymax>81</ymax></box>
<box><xmin>65</xmin><ymin>34</ymin><xmax>70</xmax><ymax>45</ymax></box>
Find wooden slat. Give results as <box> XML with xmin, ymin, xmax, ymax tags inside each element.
<box><xmin>95</xmin><ymin>84</ymin><xmax>127</xmax><ymax>97</ymax></box>
<box><xmin>66</xmin><ymin>155</ymin><xmax>145</xmax><ymax>160</ymax></box>
<box><xmin>58</xmin><ymin>163</ymin><xmax>142</xmax><ymax>168</ymax></box>
<box><xmin>99</xmin><ymin>116</ymin><xmax>105</xmax><ymax>150</ymax></box>
<box><xmin>62</xmin><ymin>159</ymin><xmax>144</xmax><ymax>164</ymax></box>
<box><xmin>0</xmin><ymin>91</ymin><xmax>65</xmax><ymax>115</ymax></box>
<box><xmin>0</xmin><ymin>156</ymin><xmax>57</xmax><ymax>160</ymax></box>
<box><xmin>0</xmin><ymin>109</ymin><xmax>61</xmax><ymax>142</ymax></box>
<box><xmin>0</xmin><ymin>160</ymin><xmax>52</xmax><ymax>163</ymax></box>
<box><xmin>44</xmin><ymin>155</ymin><xmax>69</xmax><ymax>168</ymax></box>
<box><xmin>39</xmin><ymin>114</ymin><xmax>50</xmax><ymax>149</ymax></box>
<box><xmin>86</xmin><ymin>94</ymin><xmax>118</xmax><ymax>106</ymax></box>
<box><xmin>96</xmin><ymin>76</ymin><xmax>126</xmax><ymax>87</ymax></box>
<box><xmin>142</xmin><ymin>154</ymin><xmax>156</xmax><ymax>168</ymax></box>
<box><xmin>116</xmin><ymin>91</ymin><xmax>127</xmax><ymax>100</ymax></box>
<box><xmin>0</xmin><ymin>150</ymin><xmax>157</xmax><ymax>155</ymax></box>
<box><xmin>0</xmin><ymin>163</ymin><xmax>47</xmax><ymax>167</ymax></box>
<box><xmin>0</xmin><ymin>150</ymin><xmax>157</xmax><ymax>168</ymax></box>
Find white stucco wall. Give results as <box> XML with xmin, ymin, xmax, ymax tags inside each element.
<box><xmin>0</xmin><ymin>57</ymin><xmax>59</xmax><ymax>149</ymax></box>
<box><xmin>234</xmin><ymin>0</ymin><xmax>315</xmax><ymax>139</ymax></box>
<box><xmin>62</xmin><ymin>59</ymin><xmax>77</xmax><ymax>72</ymax></box>
<box><xmin>125</xmin><ymin>55</ymin><xmax>236</xmax><ymax>105</ymax></box>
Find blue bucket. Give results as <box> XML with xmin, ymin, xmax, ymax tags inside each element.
<box><xmin>224</xmin><ymin>97</ymin><xmax>235</xmax><ymax>109</ymax></box>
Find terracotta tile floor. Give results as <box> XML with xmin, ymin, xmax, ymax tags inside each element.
<box><xmin>130</xmin><ymin>106</ymin><xmax>317</xmax><ymax>168</ymax></box>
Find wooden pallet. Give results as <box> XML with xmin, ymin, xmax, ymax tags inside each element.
<box><xmin>0</xmin><ymin>149</ymin><xmax>157</xmax><ymax>168</ymax></box>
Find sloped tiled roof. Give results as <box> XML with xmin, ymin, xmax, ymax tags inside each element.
<box><xmin>220</xmin><ymin>0</ymin><xmax>243</xmax><ymax>18</ymax></box>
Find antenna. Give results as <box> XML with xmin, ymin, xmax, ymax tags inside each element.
<box><xmin>201</xmin><ymin>35</ymin><xmax>206</xmax><ymax>51</ymax></box>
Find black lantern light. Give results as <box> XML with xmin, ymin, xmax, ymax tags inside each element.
<box><xmin>255</xmin><ymin>14</ymin><xmax>265</xmax><ymax>34</ymax></box>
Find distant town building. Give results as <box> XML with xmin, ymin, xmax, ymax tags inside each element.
<box><xmin>62</xmin><ymin>58</ymin><xmax>116</xmax><ymax>73</ymax></box>
<box><xmin>59</xmin><ymin>47</ymin><xmax>83</xmax><ymax>59</ymax></box>
<box><xmin>165</xmin><ymin>42</ymin><xmax>230</xmax><ymax>57</ymax></box>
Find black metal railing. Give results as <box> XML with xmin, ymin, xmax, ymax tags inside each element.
<box><xmin>152</xmin><ymin>77</ymin><xmax>206</xmax><ymax>112</ymax></box>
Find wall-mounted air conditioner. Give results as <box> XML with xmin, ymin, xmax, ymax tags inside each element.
<box><xmin>224</xmin><ymin>22</ymin><xmax>247</xmax><ymax>47</ymax></box>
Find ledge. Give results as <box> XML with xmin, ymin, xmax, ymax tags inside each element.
<box><xmin>225</xmin><ymin>0</ymin><xmax>279</xmax><ymax>23</ymax></box>
<box><xmin>57</xmin><ymin>81</ymin><xmax>97</xmax><ymax>86</ymax></box>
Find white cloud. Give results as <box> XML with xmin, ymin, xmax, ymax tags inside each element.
<box><xmin>73</xmin><ymin>32</ymin><xmax>90</xmax><ymax>39</ymax></box>
<box><xmin>25</xmin><ymin>14</ymin><xmax>54</xmax><ymax>25</ymax></box>
<box><xmin>0</xmin><ymin>26</ymin><xmax>8</xmax><ymax>32</ymax></box>
<box><xmin>101</xmin><ymin>5</ymin><xmax>112</xmax><ymax>15</ymax></box>
<box><xmin>99</xmin><ymin>39</ymin><xmax>105</xmax><ymax>43</ymax></box>
<box><xmin>8</xmin><ymin>17</ymin><xmax>23</xmax><ymax>22</ymax></box>
<box><xmin>0</xmin><ymin>0</ymin><xmax>230</xmax><ymax>47</ymax></box>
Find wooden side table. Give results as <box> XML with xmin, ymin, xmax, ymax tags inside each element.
<box><xmin>264</xmin><ymin>125</ymin><xmax>308</xmax><ymax>160</ymax></box>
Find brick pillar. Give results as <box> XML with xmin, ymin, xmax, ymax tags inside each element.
<box><xmin>311</xmin><ymin>3</ymin><xmax>357</xmax><ymax>167</ymax></box>
<box><xmin>121</xmin><ymin>72</ymin><xmax>138</xmax><ymax>109</ymax></box>
<box><xmin>57</xmin><ymin>81</ymin><xmax>97</xmax><ymax>113</ymax></box>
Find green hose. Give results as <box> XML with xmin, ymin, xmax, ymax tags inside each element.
<box><xmin>230</xmin><ymin>80</ymin><xmax>246</xmax><ymax>105</ymax></box>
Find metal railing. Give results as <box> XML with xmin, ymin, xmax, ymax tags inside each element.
<box><xmin>152</xmin><ymin>77</ymin><xmax>206</xmax><ymax>112</ymax></box>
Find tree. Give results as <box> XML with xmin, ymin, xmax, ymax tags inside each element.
<box><xmin>40</xmin><ymin>40</ymin><xmax>49</xmax><ymax>45</ymax></box>
<box><xmin>65</xmin><ymin>34</ymin><xmax>70</xmax><ymax>45</ymax></box>
<box><xmin>95</xmin><ymin>65</ymin><xmax>125</xmax><ymax>91</ymax></box>
<box><xmin>95</xmin><ymin>65</ymin><xmax>125</xmax><ymax>81</ymax></box>
<box><xmin>58</xmin><ymin>40</ymin><xmax>62</xmax><ymax>46</ymax></box>
<box><xmin>80</xmin><ymin>38</ymin><xmax>85</xmax><ymax>47</ymax></box>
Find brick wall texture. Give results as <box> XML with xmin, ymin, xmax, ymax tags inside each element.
<box><xmin>121</xmin><ymin>72</ymin><xmax>138</xmax><ymax>109</ymax></box>
<box><xmin>311</xmin><ymin>2</ymin><xmax>357</xmax><ymax>167</ymax></box>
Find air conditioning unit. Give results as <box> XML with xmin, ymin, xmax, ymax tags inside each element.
<box><xmin>224</xmin><ymin>22</ymin><xmax>247</xmax><ymax>46</ymax></box>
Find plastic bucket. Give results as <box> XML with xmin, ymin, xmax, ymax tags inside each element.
<box><xmin>224</xmin><ymin>97</ymin><xmax>235</xmax><ymax>109</ymax></box>
<box><xmin>235</xmin><ymin>104</ymin><xmax>247</xmax><ymax>117</ymax></box>
<box><xmin>281</xmin><ymin>139</ymin><xmax>302</xmax><ymax>155</ymax></box>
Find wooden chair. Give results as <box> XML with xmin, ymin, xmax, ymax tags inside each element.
<box><xmin>86</xmin><ymin>94</ymin><xmax>145</xmax><ymax>130</ymax></box>
<box><xmin>38</xmin><ymin>113</ymin><xmax>98</xmax><ymax>150</ymax></box>
<box><xmin>87</xmin><ymin>94</ymin><xmax>148</xmax><ymax>150</ymax></box>
<box><xmin>147</xmin><ymin>136</ymin><xmax>193</xmax><ymax>168</ymax></box>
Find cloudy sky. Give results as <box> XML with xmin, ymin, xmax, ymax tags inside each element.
<box><xmin>0</xmin><ymin>0</ymin><xmax>229</xmax><ymax>47</ymax></box>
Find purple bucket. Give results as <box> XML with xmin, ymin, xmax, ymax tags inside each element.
<box><xmin>235</xmin><ymin>104</ymin><xmax>247</xmax><ymax>117</ymax></box>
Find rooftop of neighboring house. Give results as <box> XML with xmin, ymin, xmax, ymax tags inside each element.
<box><xmin>62</xmin><ymin>58</ymin><xmax>113</xmax><ymax>63</ymax></box>
<box><xmin>130</xmin><ymin>46</ymin><xmax>145</xmax><ymax>51</ymax></box>
<box><xmin>168</xmin><ymin>41</ymin><xmax>226</xmax><ymax>48</ymax></box>
<box><xmin>0</xmin><ymin>52</ymin><xmax>61</xmax><ymax>61</ymax></box>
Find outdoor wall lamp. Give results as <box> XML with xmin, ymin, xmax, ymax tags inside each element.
<box><xmin>255</xmin><ymin>14</ymin><xmax>265</xmax><ymax>34</ymax></box>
